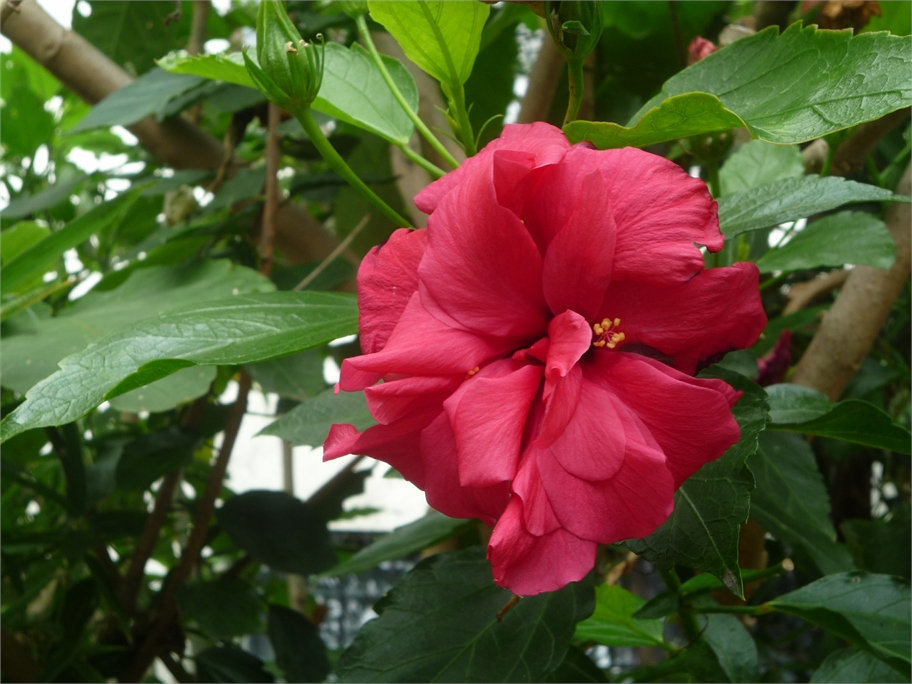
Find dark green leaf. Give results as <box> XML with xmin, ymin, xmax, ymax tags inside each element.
<box><xmin>574</xmin><ymin>584</ymin><xmax>665</xmax><ymax>648</ymax></box>
<box><xmin>217</xmin><ymin>490</ymin><xmax>336</xmax><ymax>575</ymax></box>
<box><xmin>178</xmin><ymin>578</ymin><xmax>262</xmax><ymax>639</ymax></box>
<box><xmin>770</xmin><ymin>572</ymin><xmax>911</xmax><ymax>677</ymax></box>
<box><xmin>2</xmin><ymin>86</ymin><xmax>56</xmax><ymax>158</ymax></box>
<box><xmin>260</xmin><ymin>387</ymin><xmax>374</xmax><ymax>446</ymax></box>
<box><xmin>700</xmin><ymin>612</ymin><xmax>758</xmax><ymax>682</ymax></box>
<box><xmin>247</xmin><ymin>349</ymin><xmax>327</xmax><ymax>401</ymax></box>
<box><xmin>75</xmin><ymin>68</ymin><xmax>204</xmax><ymax>131</ymax></box>
<box><xmin>718</xmin><ymin>175</ymin><xmax>907</xmax><ymax>239</ymax></box>
<box><xmin>368</xmin><ymin>0</ymin><xmax>490</xmax><ymax>88</ymax></box>
<box><xmin>570</xmin><ymin>24</ymin><xmax>912</xmax><ymax>148</ymax></box>
<box><xmin>756</xmin><ymin>211</ymin><xmax>895</xmax><ymax>273</ymax></box>
<box><xmin>114</xmin><ymin>428</ymin><xmax>196</xmax><ymax>491</ymax></box>
<box><xmin>542</xmin><ymin>646</ymin><xmax>607</xmax><ymax>683</ymax></box>
<box><xmin>766</xmin><ymin>384</ymin><xmax>912</xmax><ymax>454</ymax></box>
<box><xmin>267</xmin><ymin>604</ymin><xmax>330</xmax><ymax>683</ymax></box>
<box><xmin>321</xmin><ymin>511</ymin><xmax>470</xmax><ymax>577</ymax></box>
<box><xmin>811</xmin><ymin>647</ymin><xmax>907</xmax><ymax>683</ymax></box>
<box><xmin>750</xmin><ymin>432</ymin><xmax>855</xmax><ymax>575</ymax></box>
<box><xmin>336</xmin><ymin>547</ymin><xmax>594</xmax><ymax>682</ymax></box>
<box><xmin>842</xmin><ymin>505</ymin><xmax>911</xmax><ymax>578</ymax></box>
<box><xmin>195</xmin><ymin>646</ymin><xmax>274</xmax><ymax>683</ymax></box>
<box><xmin>1</xmin><ymin>291</ymin><xmax>357</xmax><ymax>443</ymax></box>
<box><xmin>627</xmin><ymin>369</ymin><xmax>768</xmax><ymax>597</ymax></box>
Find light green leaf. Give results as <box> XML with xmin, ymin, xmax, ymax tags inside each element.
<box><xmin>2</xmin><ymin>260</ymin><xmax>273</xmax><ymax>394</ymax></box>
<box><xmin>0</xmin><ymin>291</ymin><xmax>357</xmax><ymax>443</ymax></box>
<box><xmin>336</xmin><ymin>547</ymin><xmax>593</xmax><ymax>682</ymax></box>
<box><xmin>812</xmin><ymin>647</ymin><xmax>907</xmax><ymax>683</ymax></box>
<box><xmin>626</xmin><ymin>369</ymin><xmax>769</xmax><ymax>597</ymax></box>
<box><xmin>756</xmin><ymin>211</ymin><xmax>895</xmax><ymax>273</ymax></box>
<box><xmin>574</xmin><ymin>585</ymin><xmax>666</xmax><ymax>648</ymax></box>
<box><xmin>157</xmin><ymin>51</ymin><xmax>253</xmax><ymax>87</ymax></box>
<box><xmin>718</xmin><ymin>175</ymin><xmax>907</xmax><ymax>238</ymax></box>
<box><xmin>75</xmin><ymin>68</ymin><xmax>204</xmax><ymax>131</ymax></box>
<box><xmin>766</xmin><ymin>384</ymin><xmax>912</xmax><ymax>454</ymax></box>
<box><xmin>2</xmin><ymin>188</ymin><xmax>142</xmax><ymax>295</ymax></box>
<box><xmin>260</xmin><ymin>387</ymin><xmax>374</xmax><ymax>447</ymax></box>
<box><xmin>750</xmin><ymin>432</ymin><xmax>855</xmax><ymax>575</ymax></box>
<box><xmin>367</xmin><ymin>0</ymin><xmax>489</xmax><ymax>88</ymax></box>
<box><xmin>770</xmin><ymin>572</ymin><xmax>911</xmax><ymax>678</ymax></box>
<box><xmin>322</xmin><ymin>512</ymin><xmax>471</xmax><ymax>578</ymax></box>
<box><xmin>108</xmin><ymin>366</ymin><xmax>217</xmax><ymax>413</ymax></box>
<box><xmin>564</xmin><ymin>92</ymin><xmax>743</xmax><ymax>150</ymax></box>
<box><xmin>576</xmin><ymin>23</ymin><xmax>912</xmax><ymax>147</ymax></box>
<box><xmin>719</xmin><ymin>140</ymin><xmax>804</xmax><ymax>196</ymax></box>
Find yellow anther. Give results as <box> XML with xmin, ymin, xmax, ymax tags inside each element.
<box><xmin>592</xmin><ymin>317</ymin><xmax>625</xmax><ymax>350</ymax></box>
<box><xmin>466</xmin><ymin>366</ymin><xmax>480</xmax><ymax>378</ymax></box>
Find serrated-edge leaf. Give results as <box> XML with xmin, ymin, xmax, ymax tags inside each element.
<box><xmin>574</xmin><ymin>585</ymin><xmax>666</xmax><ymax>648</ymax></box>
<box><xmin>0</xmin><ymin>291</ymin><xmax>357</xmax><ymax>443</ymax></box>
<box><xmin>260</xmin><ymin>387</ymin><xmax>374</xmax><ymax>446</ymax></box>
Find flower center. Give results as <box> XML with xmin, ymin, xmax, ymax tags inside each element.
<box><xmin>592</xmin><ymin>317</ymin><xmax>625</xmax><ymax>349</ymax></box>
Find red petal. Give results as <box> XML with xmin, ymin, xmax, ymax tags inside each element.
<box><xmin>322</xmin><ymin>418</ymin><xmax>427</xmax><ymax>489</ymax></box>
<box><xmin>541</xmin><ymin>172</ymin><xmax>617</xmax><ymax>318</ymax></box>
<box><xmin>544</xmin><ymin>310</ymin><xmax>591</xmax><ymax>382</ymax></box>
<box><xmin>603</xmin><ymin>262</ymin><xmax>767</xmax><ymax>374</ymax></box>
<box><xmin>365</xmin><ymin>375</ymin><xmax>461</xmax><ymax>425</ymax></box>
<box><xmin>444</xmin><ymin>360</ymin><xmax>543</xmax><ymax>487</ymax></box>
<box><xmin>594</xmin><ymin>353</ymin><xmax>741</xmax><ymax>488</ymax></box>
<box><xmin>357</xmin><ymin>228</ymin><xmax>428</xmax><ymax>354</ymax></box>
<box><xmin>487</xmin><ymin>497</ymin><xmax>596</xmax><ymax>596</ymax></box>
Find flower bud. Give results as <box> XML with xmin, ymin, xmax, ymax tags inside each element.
<box><xmin>335</xmin><ymin>0</ymin><xmax>368</xmax><ymax>17</ymax></box>
<box><xmin>245</xmin><ymin>0</ymin><xmax>324</xmax><ymax>112</ymax></box>
<box><xmin>545</xmin><ymin>1</ymin><xmax>603</xmax><ymax>61</ymax></box>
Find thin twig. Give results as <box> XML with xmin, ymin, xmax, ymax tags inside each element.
<box><xmin>260</xmin><ymin>102</ymin><xmax>282</xmax><ymax>277</ymax></box>
<box><xmin>293</xmin><ymin>214</ymin><xmax>371</xmax><ymax>291</ymax></box>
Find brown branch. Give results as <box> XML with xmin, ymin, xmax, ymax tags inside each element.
<box><xmin>790</xmin><ymin>163</ymin><xmax>911</xmax><ymax>400</ymax></box>
<box><xmin>517</xmin><ymin>35</ymin><xmax>563</xmax><ymax>125</ymax></box>
<box><xmin>123</xmin><ymin>373</ymin><xmax>253</xmax><ymax>682</ymax></box>
<box><xmin>185</xmin><ymin>0</ymin><xmax>209</xmax><ymax>56</ymax></box>
<box><xmin>831</xmin><ymin>108</ymin><xmax>911</xmax><ymax>177</ymax></box>
<box><xmin>259</xmin><ymin>102</ymin><xmax>281</xmax><ymax>278</ymax></box>
<box><xmin>783</xmin><ymin>269</ymin><xmax>849</xmax><ymax>315</ymax></box>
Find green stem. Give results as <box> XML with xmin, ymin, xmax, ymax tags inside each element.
<box><xmin>296</xmin><ymin>108</ymin><xmax>413</xmax><ymax>228</ymax></box>
<box><xmin>401</xmin><ymin>143</ymin><xmax>446</xmax><ymax>179</ymax></box>
<box><xmin>661</xmin><ymin>569</ymin><xmax>703</xmax><ymax>643</ymax></box>
<box><xmin>563</xmin><ymin>57</ymin><xmax>585</xmax><ymax>125</ymax></box>
<box><xmin>356</xmin><ymin>15</ymin><xmax>460</xmax><ymax>170</ymax></box>
<box><xmin>696</xmin><ymin>603</ymin><xmax>773</xmax><ymax>616</ymax></box>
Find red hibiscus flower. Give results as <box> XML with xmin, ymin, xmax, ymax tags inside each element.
<box><xmin>324</xmin><ymin>122</ymin><xmax>767</xmax><ymax>596</ymax></box>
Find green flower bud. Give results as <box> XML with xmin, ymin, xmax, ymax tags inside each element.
<box><xmin>545</xmin><ymin>1</ymin><xmax>603</xmax><ymax>61</ymax></box>
<box><xmin>335</xmin><ymin>0</ymin><xmax>368</xmax><ymax>18</ymax></box>
<box><xmin>246</xmin><ymin>0</ymin><xmax>324</xmax><ymax>112</ymax></box>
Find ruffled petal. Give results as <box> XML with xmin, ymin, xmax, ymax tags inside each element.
<box><xmin>544</xmin><ymin>310</ymin><xmax>591</xmax><ymax>382</ymax></box>
<box><xmin>419</xmin><ymin>413</ymin><xmax>511</xmax><ymax>525</ymax></box>
<box><xmin>602</xmin><ymin>262</ymin><xmax>767</xmax><ymax>374</ymax></box>
<box><xmin>338</xmin><ymin>293</ymin><xmax>509</xmax><ymax>391</ymax></box>
<box><xmin>512</xmin><ymin>445</ymin><xmax>563</xmax><ymax>535</ymax></box>
<box><xmin>365</xmin><ymin>375</ymin><xmax>462</xmax><ymax>425</ymax></box>
<box><xmin>592</xmin><ymin>352</ymin><xmax>741</xmax><ymax>488</ymax></box>
<box><xmin>487</xmin><ymin>497</ymin><xmax>596</xmax><ymax>596</ymax></box>
<box><xmin>323</xmin><ymin>418</ymin><xmax>428</xmax><ymax>489</ymax></box>
<box><xmin>357</xmin><ymin>228</ymin><xmax>429</xmax><ymax>354</ymax></box>
<box><xmin>418</xmin><ymin>159</ymin><xmax>549</xmax><ymax>339</ymax></box>
<box><xmin>541</xmin><ymin>171</ymin><xmax>617</xmax><ymax>319</ymax></box>
<box><xmin>414</xmin><ymin>122</ymin><xmax>570</xmax><ymax>215</ymax></box>
<box><xmin>444</xmin><ymin>360</ymin><xmax>543</xmax><ymax>488</ymax></box>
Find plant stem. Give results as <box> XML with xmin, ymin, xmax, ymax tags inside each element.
<box><xmin>661</xmin><ymin>568</ymin><xmax>703</xmax><ymax>643</ymax></box>
<box><xmin>696</xmin><ymin>603</ymin><xmax>773</xmax><ymax>616</ymax></box>
<box><xmin>295</xmin><ymin>108</ymin><xmax>413</xmax><ymax>228</ymax></box>
<box><xmin>401</xmin><ymin>142</ymin><xmax>446</xmax><ymax>178</ymax></box>
<box><xmin>563</xmin><ymin>57</ymin><xmax>585</xmax><ymax>125</ymax></box>
<box><xmin>355</xmin><ymin>15</ymin><xmax>460</xmax><ymax>170</ymax></box>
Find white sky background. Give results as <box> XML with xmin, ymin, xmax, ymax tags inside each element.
<box><xmin>3</xmin><ymin>0</ymin><xmax>430</xmax><ymax>532</ymax></box>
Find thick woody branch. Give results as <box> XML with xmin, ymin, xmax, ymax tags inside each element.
<box><xmin>791</xmin><ymin>163</ymin><xmax>911</xmax><ymax>400</ymax></box>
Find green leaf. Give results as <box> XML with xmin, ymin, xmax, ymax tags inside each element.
<box><xmin>756</xmin><ymin>211</ymin><xmax>895</xmax><ymax>273</ymax></box>
<box><xmin>2</xmin><ymin>85</ymin><xmax>56</xmax><ymax>158</ymax></box>
<box><xmin>1</xmin><ymin>176</ymin><xmax>90</xmax><ymax>220</ymax></box>
<box><xmin>842</xmin><ymin>505</ymin><xmax>911</xmax><ymax>578</ymax></box>
<box><xmin>159</xmin><ymin>44</ymin><xmax>419</xmax><ymax>144</ymax></box>
<box><xmin>2</xmin><ymin>188</ymin><xmax>142</xmax><ymax>296</ymax></box>
<box><xmin>267</xmin><ymin>605</ymin><xmax>330</xmax><ymax>683</ymax></box>
<box><xmin>321</xmin><ymin>512</ymin><xmax>472</xmax><ymax>577</ymax></box>
<box><xmin>260</xmin><ymin>387</ymin><xmax>374</xmax><ymax>446</ymax></box>
<box><xmin>700</xmin><ymin>613</ymin><xmax>759</xmax><ymax>683</ymax></box>
<box><xmin>770</xmin><ymin>572</ymin><xmax>911</xmax><ymax>677</ymax></box>
<box><xmin>811</xmin><ymin>647</ymin><xmax>907</xmax><ymax>683</ymax></box>
<box><xmin>108</xmin><ymin>366</ymin><xmax>217</xmax><ymax>413</ymax></box>
<box><xmin>719</xmin><ymin>140</ymin><xmax>804</xmax><ymax>196</ymax></box>
<box><xmin>75</xmin><ymin>68</ymin><xmax>204</xmax><ymax>131</ymax></box>
<box><xmin>2</xmin><ymin>260</ymin><xmax>273</xmax><ymax>394</ymax></box>
<box><xmin>571</xmin><ymin>23</ymin><xmax>912</xmax><ymax>147</ymax></box>
<box><xmin>542</xmin><ymin>646</ymin><xmax>607</xmax><ymax>683</ymax></box>
<box><xmin>717</xmin><ymin>175</ymin><xmax>908</xmax><ymax>239</ymax></box>
<box><xmin>336</xmin><ymin>547</ymin><xmax>593</xmax><ymax>682</ymax></box>
<box><xmin>750</xmin><ymin>432</ymin><xmax>855</xmax><ymax>575</ymax></box>
<box><xmin>178</xmin><ymin>578</ymin><xmax>262</xmax><ymax>639</ymax></box>
<box><xmin>626</xmin><ymin>369</ymin><xmax>768</xmax><ymax>597</ymax></box>
<box><xmin>195</xmin><ymin>646</ymin><xmax>274</xmax><ymax>683</ymax></box>
<box><xmin>368</xmin><ymin>0</ymin><xmax>490</xmax><ymax>89</ymax></box>
<box><xmin>0</xmin><ymin>291</ymin><xmax>357</xmax><ymax>443</ymax></box>
<box><xmin>766</xmin><ymin>384</ymin><xmax>912</xmax><ymax>453</ymax></box>
<box><xmin>574</xmin><ymin>584</ymin><xmax>666</xmax><ymax>648</ymax></box>
<box><xmin>564</xmin><ymin>92</ymin><xmax>744</xmax><ymax>149</ymax></box>
<box><xmin>316</xmin><ymin>42</ymin><xmax>417</xmax><ymax>144</ymax></box>
<box><xmin>217</xmin><ymin>490</ymin><xmax>336</xmax><ymax>575</ymax></box>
